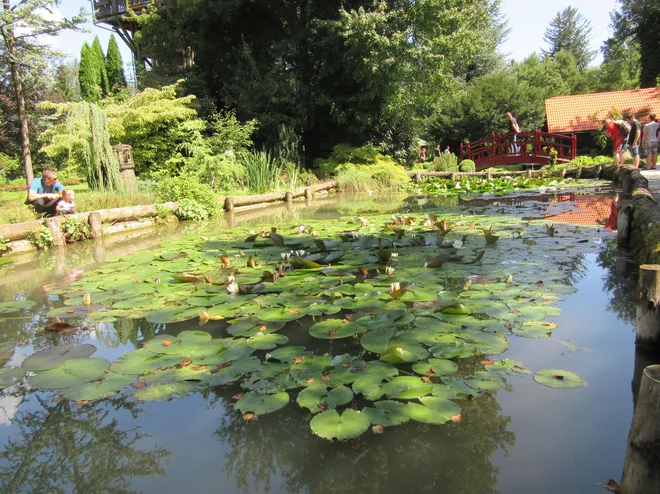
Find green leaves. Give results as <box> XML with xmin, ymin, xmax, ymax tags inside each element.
<box><xmin>22</xmin><ymin>344</ymin><xmax>96</xmax><ymax>372</ymax></box>
<box><xmin>310</xmin><ymin>409</ymin><xmax>371</xmax><ymax>441</ymax></box>
<box><xmin>534</xmin><ymin>369</ymin><xmax>585</xmax><ymax>388</ymax></box>
<box><xmin>235</xmin><ymin>391</ymin><xmax>290</xmax><ymax>415</ymax></box>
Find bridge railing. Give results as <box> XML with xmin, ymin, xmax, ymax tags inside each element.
<box><xmin>460</xmin><ymin>130</ymin><xmax>576</xmax><ymax>169</ymax></box>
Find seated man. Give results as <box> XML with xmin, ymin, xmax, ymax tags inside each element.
<box><xmin>55</xmin><ymin>189</ymin><xmax>75</xmax><ymax>215</ymax></box>
<box><xmin>26</xmin><ymin>169</ymin><xmax>64</xmax><ymax>217</ymax></box>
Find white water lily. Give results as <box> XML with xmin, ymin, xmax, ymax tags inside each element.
<box><xmin>390</xmin><ymin>252</ymin><xmax>399</xmax><ymax>258</ymax></box>
<box><xmin>385</xmin><ymin>266</ymin><xmax>395</xmax><ymax>277</ymax></box>
<box><xmin>452</xmin><ymin>240</ymin><xmax>464</xmax><ymax>249</ymax></box>
<box><xmin>281</xmin><ymin>252</ymin><xmax>291</xmax><ymax>261</ymax></box>
<box><xmin>389</xmin><ymin>282</ymin><xmax>401</xmax><ymax>295</ymax></box>
<box><xmin>293</xmin><ymin>250</ymin><xmax>306</xmax><ymax>258</ymax></box>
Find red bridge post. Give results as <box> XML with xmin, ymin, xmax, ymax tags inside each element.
<box><xmin>571</xmin><ymin>134</ymin><xmax>577</xmax><ymax>159</ymax></box>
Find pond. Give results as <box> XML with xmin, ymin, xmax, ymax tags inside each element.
<box><xmin>0</xmin><ymin>189</ymin><xmax>648</xmax><ymax>493</ymax></box>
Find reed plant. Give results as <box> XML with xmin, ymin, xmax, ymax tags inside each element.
<box><xmin>238</xmin><ymin>149</ymin><xmax>286</xmax><ymax>194</ymax></box>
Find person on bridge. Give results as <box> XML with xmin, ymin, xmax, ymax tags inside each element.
<box><xmin>642</xmin><ymin>115</ymin><xmax>659</xmax><ymax>171</ymax></box>
<box><xmin>506</xmin><ymin>112</ymin><xmax>521</xmax><ymax>154</ymax></box>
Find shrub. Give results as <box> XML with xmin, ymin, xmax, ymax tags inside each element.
<box><xmin>60</xmin><ymin>216</ymin><xmax>91</xmax><ymax>243</ymax></box>
<box><xmin>314</xmin><ymin>144</ymin><xmax>384</xmax><ymax>176</ymax></box>
<box><xmin>567</xmin><ymin>155</ymin><xmax>612</xmax><ymax>168</ymax></box>
<box><xmin>434</xmin><ymin>153</ymin><xmax>459</xmax><ymax>172</ymax></box>
<box><xmin>27</xmin><ymin>226</ymin><xmax>54</xmax><ymax>250</ymax></box>
<box><xmin>459</xmin><ymin>159</ymin><xmax>476</xmax><ymax>172</ymax></box>
<box><xmin>0</xmin><ymin>235</ymin><xmax>10</xmax><ymax>255</ymax></box>
<box><xmin>175</xmin><ymin>198</ymin><xmax>210</xmax><ymax>222</ymax></box>
<box><xmin>236</xmin><ymin>149</ymin><xmax>285</xmax><ymax>194</ymax></box>
<box><xmin>156</xmin><ymin>176</ymin><xmax>220</xmax><ymax>218</ymax></box>
<box><xmin>335</xmin><ymin>166</ymin><xmax>378</xmax><ymax>192</ymax></box>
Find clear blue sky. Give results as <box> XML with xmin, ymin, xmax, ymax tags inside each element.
<box><xmin>56</xmin><ymin>0</ymin><xmax>619</xmax><ymax>67</ymax></box>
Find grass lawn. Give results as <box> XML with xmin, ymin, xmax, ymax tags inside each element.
<box><xmin>0</xmin><ymin>183</ymin><xmax>157</xmax><ymax>225</ymax></box>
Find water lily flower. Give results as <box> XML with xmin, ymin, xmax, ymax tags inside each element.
<box><xmin>385</xmin><ymin>266</ymin><xmax>395</xmax><ymax>277</ymax></box>
<box><xmin>390</xmin><ymin>252</ymin><xmax>399</xmax><ymax>258</ymax></box>
<box><xmin>389</xmin><ymin>282</ymin><xmax>401</xmax><ymax>296</ymax></box>
<box><xmin>281</xmin><ymin>252</ymin><xmax>291</xmax><ymax>261</ymax></box>
<box><xmin>452</xmin><ymin>240</ymin><xmax>464</xmax><ymax>249</ymax></box>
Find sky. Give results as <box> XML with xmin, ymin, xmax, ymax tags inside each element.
<box><xmin>54</xmin><ymin>0</ymin><xmax>620</xmax><ymax>68</ymax></box>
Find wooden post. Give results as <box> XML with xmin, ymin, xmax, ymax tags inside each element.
<box><xmin>224</xmin><ymin>197</ymin><xmax>234</xmax><ymax>213</ymax></box>
<box><xmin>415</xmin><ymin>172</ymin><xmax>421</xmax><ymax>184</ymax></box>
<box><xmin>620</xmin><ymin>365</ymin><xmax>660</xmax><ymax>494</ymax></box>
<box><xmin>304</xmin><ymin>188</ymin><xmax>312</xmax><ymax>200</ymax></box>
<box><xmin>636</xmin><ymin>265</ymin><xmax>660</xmax><ymax>348</ymax></box>
<box><xmin>285</xmin><ymin>191</ymin><xmax>293</xmax><ymax>203</ymax></box>
<box><xmin>450</xmin><ymin>173</ymin><xmax>457</xmax><ymax>182</ymax></box>
<box><xmin>89</xmin><ymin>211</ymin><xmax>102</xmax><ymax>239</ymax></box>
<box><xmin>44</xmin><ymin>216</ymin><xmax>65</xmax><ymax>247</ymax></box>
<box><xmin>617</xmin><ymin>203</ymin><xmax>633</xmax><ymax>245</ymax></box>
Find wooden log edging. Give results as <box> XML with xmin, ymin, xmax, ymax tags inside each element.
<box><xmin>223</xmin><ymin>180</ymin><xmax>337</xmax><ymax>212</ymax></box>
<box><xmin>616</xmin><ymin>166</ymin><xmax>660</xmax><ymax>265</ymax></box>
<box><xmin>407</xmin><ymin>165</ymin><xmax>617</xmax><ymax>183</ymax></box>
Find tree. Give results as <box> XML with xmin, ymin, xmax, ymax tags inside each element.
<box><xmin>49</xmin><ymin>59</ymin><xmax>80</xmax><ymax>102</ymax></box>
<box><xmin>613</xmin><ymin>0</ymin><xmax>660</xmax><ymax>88</ymax></box>
<box><xmin>79</xmin><ymin>42</ymin><xmax>101</xmax><ymax>102</ymax></box>
<box><xmin>0</xmin><ymin>0</ymin><xmax>85</xmax><ymax>184</ymax></box>
<box><xmin>106</xmin><ymin>34</ymin><xmax>126</xmax><ymax>92</ymax></box>
<box><xmin>91</xmin><ymin>36</ymin><xmax>109</xmax><ymax>98</ymax></box>
<box><xmin>542</xmin><ymin>7</ymin><xmax>596</xmax><ymax>71</ymax></box>
<box><xmin>135</xmin><ymin>0</ymin><xmax>501</xmax><ymax>164</ymax></box>
<box><xmin>598</xmin><ymin>9</ymin><xmax>641</xmax><ymax>91</ymax></box>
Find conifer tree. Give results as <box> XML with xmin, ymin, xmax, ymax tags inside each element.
<box><xmin>91</xmin><ymin>36</ymin><xmax>110</xmax><ymax>98</ymax></box>
<box><xmin>79</xmin><ymin>42</ymin><xmax>102</xmax><ymax>102</ymax></box>
<box><xmin>106</xmin><ymin>35</ymin><xmax>126</xmax><ymax>92</ymax></box>
<box><xmin>542</xmin><ymin>7</ymin><xmax>596</xmax><ymax>71</ymax></box>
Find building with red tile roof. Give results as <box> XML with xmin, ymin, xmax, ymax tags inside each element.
<box><xmin>545</xmin><ymin>88</ymin><xmax>660</xmax><ymax>133</ymax></box>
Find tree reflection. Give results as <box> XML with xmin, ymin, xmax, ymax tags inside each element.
<box><xmin>214</xmin><ymin>391</ymin><xmax>514</xmax><ymax>494</ymax></box>
<box><xmin>0</xmin><ymin>391</ymin><xmax>169</xmax><ymax>493</ymax></box>
<box><xmin>596</xmin><ymin>238</ymin><xmax>637</xmax><ymax>324</ymax></box>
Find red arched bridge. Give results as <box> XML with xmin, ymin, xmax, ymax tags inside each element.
<box><xmin>459</xmin><ymin>130</ymin><xmax>577</xmax><ymax>171</ymax></box>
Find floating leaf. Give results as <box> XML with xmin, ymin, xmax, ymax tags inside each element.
<box><xmin>363</xmin><ymin>400</ymin><xmax>411</xmax><ymax>426</ymax></box>
<box><xmin>534</xmin><ymin>369</ymin><xmax>585</xmax><ymax>388</ymax></box>
<box><xmin>310</xmin><ymin>409</ymin><xmax>370</xmax><ymax>441</ymax></box>
<box><xmin>297</xmin><ymin>384</ymin><xmax>354</xmax><ymax>413</ymax></box>
<box><xmin>235</xmin><ymin>391</ymin><xmax>289</xmax><ymax>415</ymax></box>
<box><xmin>22</xmin><ymin>344</ymin><xmax>96</xmax><ymax>372</ymax></box>
<box><xmin>309</xmin><ymin>320</ymin><xmax>363</xmax><ymax>340</ymax></box>
<box><xmin>29</xmin><ymin>358</ymin><xmax>110</xmax><ymax>389</ymax></box>
<box><xmin>0</xmin><ymin>367</ymin><xmax>26</xmax><ymax>390</ymax></box>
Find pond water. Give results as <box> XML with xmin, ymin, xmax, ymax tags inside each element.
<box><xmin>0</xmin><ymin>189</ymin><xmax>651</xmax><ymax>494</ymax></box>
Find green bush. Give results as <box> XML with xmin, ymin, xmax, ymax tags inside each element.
<box><xmin>459</xmin><ymin>159</ymin><xmax>476</xmax><ymax>172</ymax></box>
<box><xmin>156</xmin><ymin>176</ymin><xmax>220</xmax><ymax>218</ymax></box>
<box><xmin>27</xmin><ymin>226</ymin><xmax>54</xmax><ymax>250</ymax></box>
<box><xmin>315</xmin><ymin>144</ymin><xmax>385</xmax><ymax>176</ymax></box>
<box><xmin>335</xmin><ymin>166</ymin><xmax>378</xmax><ymax>192</ymax></box>
<box><xmin>175</xmin><ymin>198</ymin><xmax>210</xmax><ymax>222</ymax></box>
<box><xmin>0</xmin><ymin>235</ymin><xmax>10</xmax><ymax>255</ymax></box>
<box><xmin>434</xmin><ymin>153</ymin><xmax>459</xmax><ymax>172</ymax></box>
<box><xmin>60</xmin><ymin>216</ymin><xmax>91</xmax><ymax>243</ymax></box>
<box><xmin>567</xmin><ymin>155</ymin><xmax>612</xmax><ymax>168</ymax></box>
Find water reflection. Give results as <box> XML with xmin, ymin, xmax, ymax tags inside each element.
<box><xmin>596</xmin><ymin>239</ymin><xmax>637</xmax><ymax>325</ymax></box>
<box><xmin>0</xmin><ymin>390</ymin><xmax>169</xmax><ymax>493</ymax></box>
<box><xmin>215</xmin><ymin>391</ymin><xmax>514</xmax><ymax>494</ymax></box>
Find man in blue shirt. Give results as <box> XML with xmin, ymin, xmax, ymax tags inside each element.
<box><xmin>26</xmin><ymin>169</ymin><xmax>64</xmax><ymax>216</ymax></box>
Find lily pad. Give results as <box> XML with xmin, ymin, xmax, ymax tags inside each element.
<box><xmin>59</xmin><ymin>372</ymin><xmax>137</xmax><ymax>401</ymax></box>
<box><xmin>133</xmin><ymin>381</ymin><xmax>200</xmax><ymax>401</ymax></box>
<box><xmin>534</xmin><ymin>369</ymin><xmax>585</xmax><ymax>388</ymax></box>
<box><xmin>29</xmin><ymin>358</ymin><xmax>110</xmax><ymax>389</ymax></box>
<box><xmin>297</xmin><ymin>384</ymin><xmax>354</xmax><ymax>413</ymax></box>
<box><xmin>362</xmin><ymin>400</ymin><xmax>411</xmax><ymax>426</ymax></box>
<box><xmin>246</xmin><ymin>332</ymin><xmax>289</xmax><ymax>350</ymax></box>
<box><xmin>22</xmin><ymin>344</ymin><xmax>96</xmax><ymax>372</ymax></box>
<box><xmin>412</xmin><ymin>358</ymin><xmax>458</xmax><ymax>376</ymax></box>
<box><xmin>309</xmin><ymin>319</ymin><xmax>363</xmax><ymax>340</ymax></box>
<box><xmin>0</xmin><ymin>367</ymin><xmax>26</xmax><ymax>390</ymax></box>
<box><xmin>143</xmin><ymin>331</ymin><xmax>212</xmax><ymax>355</ymax></box>
<box><xmin>310</xmin><ymin>409</ymin><xmax>370</xmax><ymax>441</ymax></box>
<box><xmin>235</xmin><ymin>391</ymin><xmax>290</xmax><ymax>415</ymax></box>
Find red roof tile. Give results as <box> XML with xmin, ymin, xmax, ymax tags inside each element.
<box><xmin>545</xmin><ymin>88</ymin><xmax>660</xmax><ymax>133</ymax></box>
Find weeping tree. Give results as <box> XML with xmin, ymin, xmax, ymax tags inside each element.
<box><xmin>39</xmin><ymin>101</ymin><xmax>123</xmax><ymax>192</ymax></box>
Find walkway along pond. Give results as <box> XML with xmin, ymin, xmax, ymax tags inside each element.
<box><xmin>0</xmin><ymin>182</ymin><xmax>656</xmax><ymax>493</ymax></box>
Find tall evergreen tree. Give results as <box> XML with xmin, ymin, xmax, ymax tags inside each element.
<box><xmin>0</xmin><ymin>0</ymin><xmax>85</xmax><ymax>184</ymax></box>
<box><xmin>79</xmin><ymin>42</ymin><xmax>102</xmax><ymax>102</ymax></box>
<box><xmin>91</xmin><ymin>36</ymin><xmax>109</xmax><ymax>98</ymax></box>
<box><xmin>106</xmin><ymin>35</ymin><xmax>126</xmax><ymax>92</ymax></box>
<box><xmin>542</xmin><ymin>7</ymin><xmax>596</xmax><ymax>71</ymax></box>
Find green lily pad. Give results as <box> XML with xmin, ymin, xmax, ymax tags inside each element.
<box><xmin>309</xmin><ymin>320</ymin><xmax>363</xmax><ymax>340</ymax></box>
<box><xmin>22</xmin><ymin>344</ymin><xmax>96</xmax><ymax>372</ymax></box>
<box><xmin>29</xmin><ymin>358</ymin><xmax>110</xmax><ymax>389</ymax></box>
<box><xmin>0</xmin><ymin>300</ymin><xmax>36</xmax><ymax>314</ymax></box>
<box><xmin>192</xmin><ymin>339</ymin><xmax>254</xmax><ymax>365</ymax></box>
<box><xmin>297</xmin><ymin>384</ymin><xmax>354</xmax><ymax>413</ymax></box>
<box><xmin>408</xmin><ymin>402</ymin><xmax>457</xmax><ymax>424</ymax></box>
<box><xmin>111</xmin><ymin>349</ymin><xmax>184</xmax><ymax>375</ymax></box>
<box><xmin>0</xmin><ymin>367</ymin><xmax>26</xmax><ymax>390</ymax></box>
<box><xmin>59</xmin><ymin>372</ymin><xmax>137</xmax><ymax>401</ymax></box>
<box><xmin>0</xmin><ymin>341</ymin><xmax>15</xmax><ymax>355</ymax></box>
<box><xmin>235</xmin><ymin>391</ymin><xmax>290</xmax><ymax>415</ymax></box>
<box><xmin>133</xmin><ymin>381</ymin><xmax>201</xmax><ymax>401</ymax></box>
<box><xmin>265</xmin><ymin>346</ymin><xmax>313</xmax><ymax>363</ymax></box>
<box><xmin>412</xmin><ymin>358</ymin><xmax>458</xmax><ymax>376</ymax></box>
<box><xmin>534</xmin><ymin>369</ymin><xmax>585</xmax><ymax>388</ymax></box>
<box><xmin>246</xmin><ymin>332</ymin><xmax>289</xmax><ymax>350</ymax></box>
<box><xmin>419</xmin><ymin>396</ymin><xmax>461</xmax><ymax>420</ymax></box>
<box><xmin>143</xmin><ymin>331</ymin><xmax>212</xmax><ymax>355</ymax></box>
<box><xmin>310</xmin><ymin>409</ymin><xmax>370</xmax><ymax>441</ymax></box>
<box><xmin>382</xmin><ymin>376</ymin><xmax>433</xmax><ymax>399</ymax></box>
<box><xmin>363</xmin><ymin>400</ymin><xmax>411</xmax><ymax>426</ymax></box>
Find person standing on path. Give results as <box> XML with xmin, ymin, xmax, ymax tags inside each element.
<box><xmin>626</xmin><ymin>113</ymin><xmax>642</xmax><ymax>168</ymax></box>
<box><xmin>604</xmin><ymin>119</ymin><xmax>628</xmax><ymax>166</ymax></box>
<box><xmin>25</xmin><ymin>169</ymin><xmax>64</xmax><ymax>217</ymax></box>
<box><xmin>642</xmin><ymin>115</ymin><xmax>659</xmax><ymax>170</ymax></box>
<box><xmin>506</xmin><ymin>112</ymin><xmax>520</xmax><ymax>154</ymax></box>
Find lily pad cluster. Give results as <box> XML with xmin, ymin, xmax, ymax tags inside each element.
<box><xmin>0</xmin><ymin>202</ymin><xmax>603</xmax><ymax>439</ymax></box>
